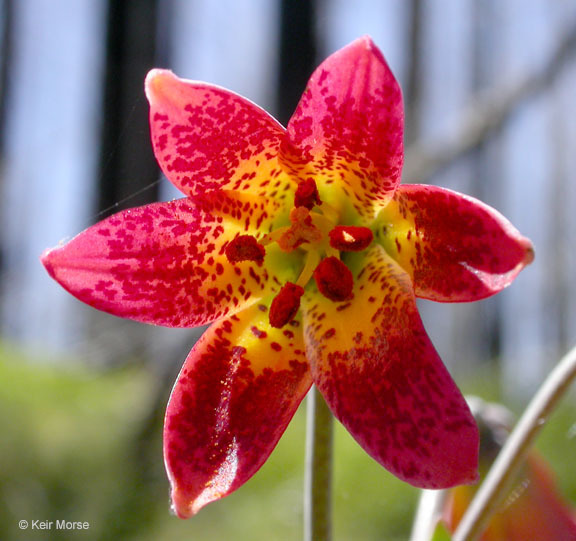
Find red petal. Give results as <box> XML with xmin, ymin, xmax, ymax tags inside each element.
<box><xmin>282</xmin><ymin>36</ymin><xmax>404</xmax><ymax>219</ymax></box>
<box><xmin>164</xmin><ymin>304</ymin><xmax>311</xmax><ymax>517</ymax></box>
<box><xmin>379</xmin><ymin>184</ymin><xmax>534</xmax><ymax>301</ymax></box>
<box><xmin>146</xmin><ymin>69</ymin><xmax>294</xmax><ymax>200</ymax></box>
<box><xmin>302</xmin><ymin>245</ymin><xmax>479</xmax><ymax>488</ymax></box>
<box><xmin>41</xmin><ymin>192</ymin><xmax>280</xmax><ymax>327</ymax></box>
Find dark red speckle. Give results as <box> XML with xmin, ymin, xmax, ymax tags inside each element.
<box><xmin>251</xmin><ymin>326</ymin><xmax>267</xmax><ymax>339</ymax></box>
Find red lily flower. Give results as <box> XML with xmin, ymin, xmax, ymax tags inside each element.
<box><xmin>41</xmin><ymin>37</ymin><xmax>534</xmax><ymax>518</ymax></box>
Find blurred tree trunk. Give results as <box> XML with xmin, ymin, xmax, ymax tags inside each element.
<box><xmin>276</xmin><ymin>0</ymin><xmax>317</xmax><ymax>125</ymax></box>
<box><xmin>0</xmin><ymin>0</ymin><xmax>13</xmax><ymax>154</ymax></box>
<box><xmin>471</xmin><ymin>0</ymin><xmax>501</xmax><ymax>364</ymax></box>
<box><xmin>98</xmin><ymin>0</ymin><xmax>161</xmax><ymax>217</ymax></box>
<box><xmin>405</xmin><ymin>0</ymin><xmax>423</xmax><ymax>145</ymax></box>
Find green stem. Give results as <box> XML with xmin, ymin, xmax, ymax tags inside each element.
<box><xmin>304</xmin><ymin>385</ymin><xmax>334</xmax><ymax>541</ymax></box>
<box><xmin>454</xmin><ymin>345</ymin><xmax>576</xmax><ymax>541</ymax></box>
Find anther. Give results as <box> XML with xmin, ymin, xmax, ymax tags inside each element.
<box><xmin>269</xmin><ymin>282</ymin><xmax>305</xmax><ymax>328</ymax></box>
<box><xmin>225</xmin><ymin>235</ymin><xmax>265</xmax><ymax>263</ymax></box>
<box><xmin>313</xmin><ymin>256</ymin><xmax>354</xmax><ymax>302</ymax></box>
<box><xmin>329</xmin><ymin>225</ymin><xmax>374</xmax><ymax>252</ymax></box>
<box><xmin>294</xmin><ymin>178</ymin><xmax>322</xmax><ymax>209</ymax></box>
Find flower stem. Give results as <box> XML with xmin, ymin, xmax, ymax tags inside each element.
<box><xmin>304</xmin><ymin>385</ymin><xmax>333</xmax><ymax>541</ymax></box>
<box><xmin>454</xmin><ymin>345</ymin><xmax>576</xmax><ymax>541</ymax></box>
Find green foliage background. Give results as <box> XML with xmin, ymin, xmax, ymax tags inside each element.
<box><xmin>0</xmin><ymin>345</ymin><xmax>574</xmax><ymax>540</ymax></box>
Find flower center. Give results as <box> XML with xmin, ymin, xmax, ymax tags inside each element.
<box><xmin>225</xmin><ymin>179</ymin><xmax>374</xmax><ymax>327</ymax></box>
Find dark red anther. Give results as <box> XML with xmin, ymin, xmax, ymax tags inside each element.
<box><xmin>225</xmin><ymin>235</ymin><xmax>265</xmax><ymax>263</ymax></box>
<box><xmin>269</xmin><ymin>282</ymin><xmax>304</xmax><ymax>328</ymax></box>
<box><xmin>294</xmin><ymin>178</ymin><xmax>322</xmax><ymax>209</ymax></box>
<box><xmin>313</xmin><ymin>256</ymin><xmax>353</xmax><ymax>302</ymax></box>
<box><xmin>329</xmin><ymin>225</ymin><xmax>374</xmax><ymax>252</ymax></box>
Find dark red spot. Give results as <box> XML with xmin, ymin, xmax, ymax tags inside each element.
<box><xmin>225</xmin><ymin>235</ymin><xmax>265</xmax><ymax>263</ymax></box>
<box><xmin>329</xmin><ymin>225</ymin><xmax>373</xmax><ymax>252</ymax></box>
<box><xmin>231</xmin><ymin>345</ymin><xmax>247</xmax><ymax>357</ymax></box>
<box><xmin>323</xmin><ymin>328</ymin><xmax>336</xmax><ymax>339</ymax></box>
<box><xmin>294</xmin><ymin>178</ymin><xmax>321</xmax><ymax>209</ymax></box>
<box><xmin>313</xmin><ymin>256</ymin><xmax>353</xmax><ymax>302</ymax></box>
<box><xmin>271</xmin><ymin>342</ymin><xmax>282</xmax><ymax>351</ymax></box>
<box><xmin>269</xmin><ymin>282</ymin><xmax>304</xmax><ymax>328</ymax></box>
<box><xmin>250</xmin><ymin>326</ymin><xmax>267</xmax><ymax>339</ymax></box>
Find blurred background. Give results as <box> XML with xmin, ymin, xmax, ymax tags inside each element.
<box><xmin>0</xmin><ymin>0</ymin><xmax>575</xmax><ymax>539</ymax></box>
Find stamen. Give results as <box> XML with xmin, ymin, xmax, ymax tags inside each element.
<box><xmin>309</xmin><ymin>212</ymin><xmax>334</xmax><ymax>235</ymax></box>
<box><xmin>294</xmin><ymin>178</ymin><xmax>321</xmax><ymax>209</ymax></box>
<box><xmin>261</xmin><ymin>228</ymin><xmax>288</xmax><ymax>246</ymax></box>
<box><xmin>329</xmin><ymin>225</ymin><xmax>374</xmax><ymax>252</ymax></box>
<box><xmin>296</xmin><ymin>250</ymin><xmax>321</xmax><ymax>288</ymax></box>
<box><xmin>225</xmin><ymin>235</ymin><xmax>265</xmax><ymax>263</ymax></box>
<box><xmin>319</xmin><ymin>201</ymin><xmax>339</xmax><ymax>223</ymax></box>
<box><xmin>269</xmin><ymin>282</ymin><xmax>304</xmax><ymax>328</ymax></box>
<box><xmin>313</xmin><ymin>256</ymin><xmax>354</xmax><ymax>302</ymax></box>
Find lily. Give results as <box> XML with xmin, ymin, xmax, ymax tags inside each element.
<box><xmin>41</xmin><ymin>36</ymin><xmax>533</xmax><ymax>518</ymax></box>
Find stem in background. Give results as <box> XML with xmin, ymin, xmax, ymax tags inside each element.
<box><xmin>409</xmin><ymin>488</ymin><xmax>448</xmax><ymax>541</ymax></box>
<box><xmin>454</xmin><ymin>345</ymin><xmax>576</xmax><ymax>541</ymax></box>
<box><xmin>304</xmin><ymin>385</ymin><xmax>334</xmax><ymax>541</ymax></box>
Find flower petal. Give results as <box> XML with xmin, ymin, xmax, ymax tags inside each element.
<box><xmin>302</xmin><ymin>245</ymin><xmax>479</xmax><ymax>488</ymax></box>
<box><xmin>377</xmin><ymin>184</ymin><xmax>534</xmax><ymax>302</ymax></box>
<box><xmin>146</xmin><ymin>69</ymin><xmax>295</xmax><ymax>201</ymax></box>
<box><xmin>282</xmin><ymin>36</ymin><xmax>404</xmax><ymax>220</ymax></box>
<box><xmin>164</xmin><ymin>304</ymin><xmax>311</xmax><ymax>517</ymax></box>
<box><xmin>41</xmin><ymin>192</ymin><xmax>283</xmax><ymax>327</ymax></box>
